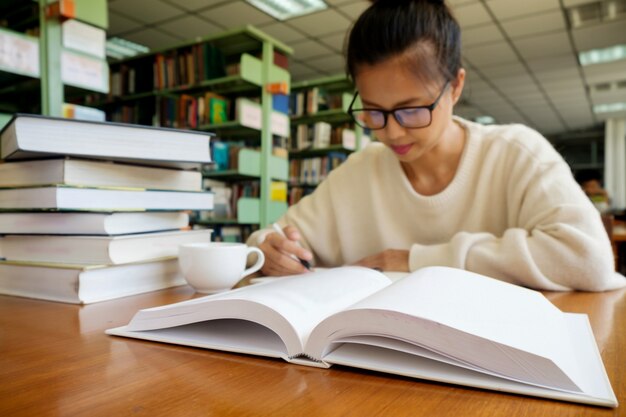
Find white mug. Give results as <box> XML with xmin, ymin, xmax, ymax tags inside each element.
<box><xmin>178</xmin><ymin>242</ymin><xmax>265</xmax><ymax>293</ymax></box>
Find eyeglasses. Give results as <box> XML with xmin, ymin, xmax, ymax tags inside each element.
<box><xmin>347</xmin><ymin>81</ymin><xmax>450</xmax><ymax>130</ymax></box>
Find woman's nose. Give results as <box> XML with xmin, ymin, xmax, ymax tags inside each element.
<box><xmin>382</xmin><ymin>113</ymin><xmax>406</xmax><ymax>140</ymax></box>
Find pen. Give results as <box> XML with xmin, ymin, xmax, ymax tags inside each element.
<box><xmin>272</xmin><ymin>223</ymin><xmax>312</xmax><ymax>270</ymax></box>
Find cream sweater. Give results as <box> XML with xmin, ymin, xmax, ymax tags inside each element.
<box><xmin>250</xmin><ymin>117</ymin><xmax>625</xmax><ymax>291</ymax></box>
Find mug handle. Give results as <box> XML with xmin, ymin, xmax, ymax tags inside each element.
<box><xmin>241</xmin><ymin>247</ymin><xmax>265</xmax><ymax>278</ymax></box>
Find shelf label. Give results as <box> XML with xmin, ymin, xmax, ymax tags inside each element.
<box><xmin>238</xmin><ymin>100</ymin><xmax>262</xmax><ymax>130</ymax></box>
<box><xmin>62</xmin><ymin>20</ymin><xmax>106</xmax><ymax>59</ymax></box>
<box><xmin>271</xmin><ymin>112</ymin><xmax>289</xmax><ymax>137</ymax></box>
<box><xmin>61</xmin><ymin>50</ymin><xmax>109</xmax><ymax>93</ymax></box>
<box><xmin>342</xmin><ymin>129</ymin><xmax>356</xmax><ymax>150</ymax></box>
<box><xmin>0</xmin><ymin>31</ymin><xmax>39</xmax><ymax>77</ymax></box>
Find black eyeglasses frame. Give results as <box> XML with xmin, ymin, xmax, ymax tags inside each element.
<box><xmin>347</xmin><ymin>81</ymin><xmax>450</xmax><ymax>130</ymax></box>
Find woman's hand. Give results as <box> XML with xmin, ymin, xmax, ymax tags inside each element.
<box><xmin>259</xmin><ymin>225</ymin><xmax>313</xmax><ymax>276</ymax></box>
<box><xmin>353</xmin><ymin>249</ymin><xmax>410</xmax><ymax>272</ymax></box>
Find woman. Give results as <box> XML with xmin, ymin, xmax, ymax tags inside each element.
<box><xmin>249</xmin><ymin>0</ymin><xmax>624</xmax><ymax>291</ymax></box>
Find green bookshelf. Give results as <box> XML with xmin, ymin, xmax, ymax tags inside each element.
<box><xmin>288</xmin><ymin>74</ymin><xmax>369</xmax><ymax>205</ymax></box>
<box><xmin>203</xmin><ymin>148</ymin><xmax>288</xmax><ymax>182</ymax></box>
<box><xmin>0</xmin><ymin>0</ymin><xmax>108</xmax><ymax>117</ymax></box>
<box><xmin>99</xmin><ymin>26</ymin><xmax>293</xmax><ymax>231</ymax></box>
<box><xmin>289</xmin><ymin>144</ymin><xmax>355</xmax><ymax>159</ymax></box>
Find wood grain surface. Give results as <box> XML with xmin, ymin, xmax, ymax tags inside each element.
<box><xmin>1</xmin><ymin>284</ymin><xmax>624</xmax><ymax>417</ymax></box>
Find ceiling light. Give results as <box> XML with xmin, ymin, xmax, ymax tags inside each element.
<box><xmin>579</xmin><ymin>44</ymin><xmax>626</xmax><ymax>66</ymax></box>
<box><xmin>567</xmin><ymin>0</ymin><xmax>626</xmax><ymax>28</ymax></box>
<box><xmin>106</xmin><ymin>37</ymin><xmax>150</xmax><ymax>60</ymax></box>
<box><xmin>475</xmin><ymin>116</ymin><xmax>495</xmax><ymax>124</ymax></box>
<box><xmin>593</xmin><ymin>102</ymin><xmax>626</xmax><ymax>114</ymax></box>
<box><xmin>246</xmin><ymin>0</ymin><xmax>327</xmax><ymax>20</ymax></box>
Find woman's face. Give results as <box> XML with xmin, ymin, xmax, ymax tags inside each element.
<box><xmin>354</xmin><ymin>57</ymin><xmax>464</xmax><ymax>164</ymax></box>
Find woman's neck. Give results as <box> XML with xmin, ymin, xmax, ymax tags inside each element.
<box><xmin>401</xmin><ymin>119</ymin><xmax>467</xmax><ymax>196</ymax></box>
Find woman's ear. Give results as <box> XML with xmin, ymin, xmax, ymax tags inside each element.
<box><xmin>450</xmin><ymin>68</ymin><xmax>465</xmax><ymax>105</ymax></box>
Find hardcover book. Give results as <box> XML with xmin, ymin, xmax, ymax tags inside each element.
<box><xmin>0</xmin><ymin>113</ymin><xmax>212</xmax><ymax>168</ymax></box>
<box><xmin>0</xmin><ymin>185</ymin><xmax>213</xmax><ymax>211</ymax></box>
<box><xmin>0</xmin><ymin>158</ymin><xmax>203</xmax><ymax>191</ymax></box>
<box><xmin>1</xmin><ymin>229</ymin><xmax>213</xmax><ymax>265</ymax></box>
<box><xmin>0</xmin><ymin>257</ymin><xmax>185</xmax><ymax>304</ymax></box>
<box><xmin>0</xmin><ymin>212</ymin><xmax>190</xmax><ymax>235</ymax></box>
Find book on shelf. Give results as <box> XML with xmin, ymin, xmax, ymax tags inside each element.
<box><xmin>0</xmin><ymin>186</ymin><xmax>214</xmax><ymax>211</ymax></box>
<box><xmin>270</xmin><ymin>181</ymin><xmax>287</xmax><ymax>202</ymax></box>
<box><xmin>312</xmin><ymin>122</ymin><xmax>331</xmax><ymax>148</ymax></box>
<box><xmin>203</xmin><ymin>179</ymin><xmax>233</xmax><ymax>219</ymax></box>
<box><xmin>291</xmin><ymin>124</ymin><xmax>353</xmax><ymax>151</ymax></box>
<box><xmin>210</xmin><ymin>141</ymin><xmax>231</xmax><ymax>171</ymax></box>
<box><xmin>109</xmin><ymin>57</ymin><xmax>154</xmax><ymax>97</ymax></box>
<box><xmin>0</xmin><ymin>212</ymin><xmax>190</xmax><ymax>235</ymax></box>
<box><xmin>289</xmin><ymin>153</ymin><xmax>347</xmax><ymax>186</ymax></box>
<box><xmin>1</xmin><ymin>229</ymin><xmax>213</xmax><ymax>265</ymax></box>
<box><xmin>0</xmin><ymin>158</ymin><xmax>203</xmax><ymax>191</ymax></box>
<box><xmin>0</xmin><ymin>257</ymin><xmax>185</xmax><ymax>304</ymax></box>
<box><xmin>107</xmin><ymin>266</ymin><xmax>617</xmax><ymax>407</ymax></box>
<box><xmin>288</xmin><ymin>186</ymin><xmax>313</xmax><ymax>206</ymax></box>
<box><xmin>272</xmin><ymin>94</ymin><xmax>290</xmax><ymax>114</ymax></box>
<box><xmin>0</xmin><ymin>114</ymin><xmax>212</xmax><ymax>169</ymax></box>
<box><xmin>153</xmin><ymin>43</ymin><xmax>226</xmax><ymax>91</ymax></box>
<box><xmin>290</xmin><ymin>88</ymin><xmax>348</xmax><ymax>117</ymax></box>
<box><xmin>205</xmin><ymin>92</ymin><xmax>229</xmax><ymax>124</ymax></box>
<box><xmin>157</xmin><ymin>92</ymin><xmax>231</xmax><ymax>130</ymax></box>
<box><xmin>200</xmin><ymin>181</ymin><xmax>259</xmax><ymax>220</ymax></box>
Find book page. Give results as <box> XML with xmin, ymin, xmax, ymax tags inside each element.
<box><xmin>307</xmin><ymin>266</ymin><xmax>587</xmax><ymax>392</ymax></box>
<box><xmin>119</xmin><ymin>266</ymin><xmax>390</xmax><ymax>357</ymax></box>
<box><xmin>323</xmin><ymin>331</ymin><xmax>616</xmax><ymax>407</ymax></box>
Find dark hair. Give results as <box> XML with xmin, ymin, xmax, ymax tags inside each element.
<box><xmin>346</xmin><ymin>0</ymin><xmax>461</xmax><ymax>84</ymax></box>
<box><xmin>575</xmin><ymin>169</ymin><xmax>603</xmax><ymax>185</ymax></box>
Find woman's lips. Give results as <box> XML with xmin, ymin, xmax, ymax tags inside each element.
<box><xmin>390</xmin><ymin>144</ymin><xmax>413</xmax><ymax>155</ymax></box>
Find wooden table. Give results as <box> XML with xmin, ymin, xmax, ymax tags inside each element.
<box><xmin>612</xmin><ymin>223</ymin><xmax>626</xmax><ymax>273</ymax></box>
<box><xmin>1</xmin><ymin>285</ymin><xmax>625</xmax><ymax>417</ymax></box>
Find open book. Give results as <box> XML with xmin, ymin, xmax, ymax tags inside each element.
<box><xmin>107</xmin><ymin>266</ymin><xmax>617</xmax><ymax>407</ymax></box>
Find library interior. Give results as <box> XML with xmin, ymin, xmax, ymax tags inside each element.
<box><xmin>1</xmin><ymin>0</ymin><xmax>626</xmax><ymax>416</ymax></box>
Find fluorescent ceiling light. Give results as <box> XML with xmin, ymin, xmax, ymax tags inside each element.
<box><xmin>579</xmin><ymin>44</ymin><xmax>626</xmax><ymax>66</ymax></box>
<box><xmin>106</xmin><ymin>37</ymin><xmax>150</xmax><ymax>60</ymax></box>
<box><xmin>593</xmin><ymin>102</ymin><xmax>626</xmax><ymax>114</ymax></box>
<box><xmin>246</xmin><ymin>0</ymin><xmax>327</xmax><ymax>20</ymax></box>
<box><xmin>475</xmin><ymin>116</ymin><xmax>495</xmax><ymax>124</ymax></box>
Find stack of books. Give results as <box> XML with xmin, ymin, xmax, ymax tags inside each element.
<box><xmin>0</xmin><ymin>114</ymin><xmax>214</xmax><ymax>304</ymax></box>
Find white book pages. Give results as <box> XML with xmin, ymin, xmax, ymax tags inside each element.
<box><xmin>120</xmin><ymin>267</ymin><xmax>390</xmax><ymax>357</ymax></box>
<box><xmin>307</xmin><ymin>267</ymin><xmax>584</xmax><ymax>392</ymax></box>
<box><xmin>322</xmin><ymin>313</ymin><xmax>616</xmax><ymax>407</ymax></box>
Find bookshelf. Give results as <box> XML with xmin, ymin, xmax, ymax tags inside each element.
<box><xmin>0</xmin><ymin>0</ymin><xmax>109</xmax><ymax>123</ymax></box>
<box><xmin>90</xmin><ymin>26</ymin><xmax>292</xmax><ymax>237</ymax></box>
<box><xmin>288</xmin><ymin>74</ymin><xmax>370</xmax><ymax>204</ymax></box>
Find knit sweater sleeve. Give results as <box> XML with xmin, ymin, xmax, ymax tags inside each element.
<box><xmin>246</xmin><ymin>171</ymin><xmax>344</xmax><ymax>267</ymax></box>
<box><xmin>409</xmin><ymin>128</ymin><xmax>624</xmax><ymax>291</ymax></box>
